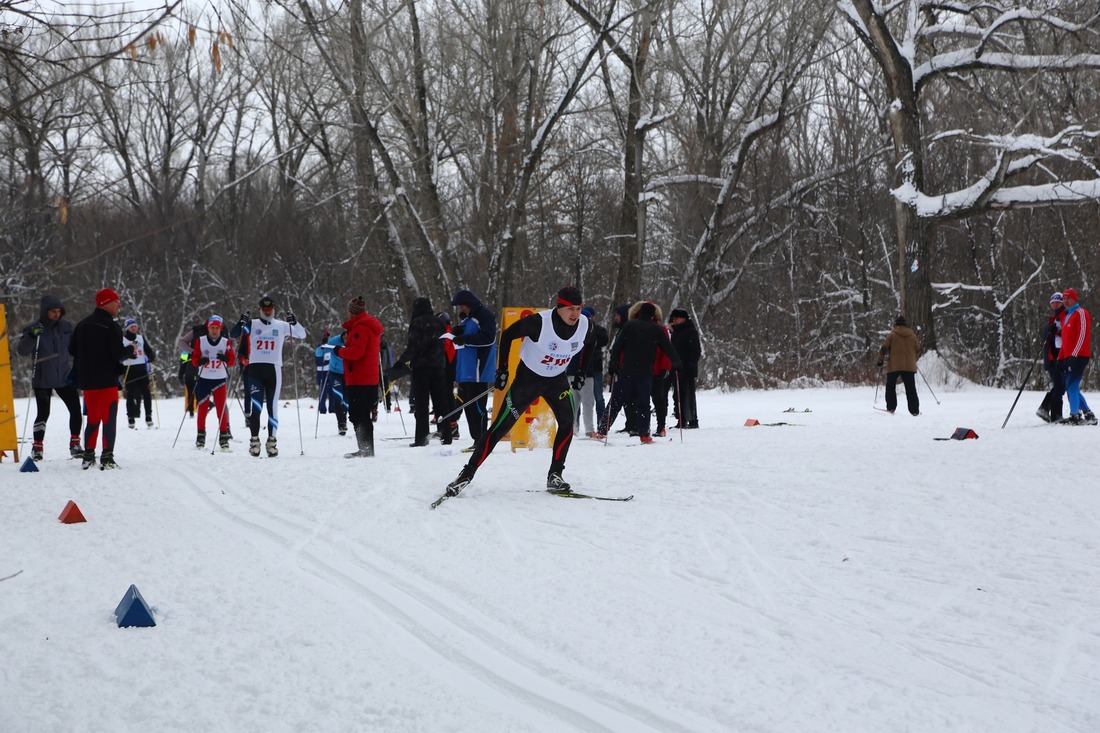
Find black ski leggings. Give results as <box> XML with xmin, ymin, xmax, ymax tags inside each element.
<box><xmin>33</xmin><ymin>386</ymin><xmax>82</xmax><ymax>441</ymax></box>
<box><xmin>463</xmin><ymin>365</ymin><xmax>576</xmax><ymax>477</ymax></box>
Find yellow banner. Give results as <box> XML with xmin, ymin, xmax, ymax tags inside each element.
<box><xmin>493</xmin><ymin>307</ymin><xmax>556</xmax><ymax>451</ymax></box>
<box><xmin>0</xmin><ymin>305</ymin><xmax>20</xmax><ymax>461</ymax></box>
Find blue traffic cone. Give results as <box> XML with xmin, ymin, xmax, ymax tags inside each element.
<box><xmin>20</xmin><ymin>456</ymin><xmax>39</xmax><ymax>473</ymax></box>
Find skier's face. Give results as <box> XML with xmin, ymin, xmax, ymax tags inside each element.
<box><xmin>208</xmin><ymin>322</ymin><xmax>223</xmax><ymax>338</ymax></box>
<box><xmin>45</xmin><ymin>307</ymin><xmax>62</xmax><ymax>321</ymax></box>
<box><xmin>558</xmin><ymin>304</ymin><xmax>582</xmax><ymax>325</ymax></box>
<box><xmin>259</xmin><ymin>306</ymin><xmax>275</xmax><ymax>320</ymax></box>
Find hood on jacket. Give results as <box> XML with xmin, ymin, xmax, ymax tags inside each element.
<box><xmin>629</xmin><ymin>300</ymin><xmax>663</xmax><ymax>322</ymax></box>
<box><xmin>451</xmin><ymin>290</ymin><xmax>482</xmax><ymax>309</ymax></box>
<box><xmin>411</xmin><ymin>296</ymin><xmax>434</xmax><ymax>321</ymax></box>
<box><xmin>613</xmin><ymin>303</ymin><xmax>632</xmax><ymax>327</ymax></box>
<box><xmin>39</xmin><ymin>294</ymin><xmax>65</xmax><ymax>320</ymax></box>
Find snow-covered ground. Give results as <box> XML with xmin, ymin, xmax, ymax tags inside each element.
<box><xmin>3</xmin><ymin>378</ymin><xmax>1099</xmax><ymax>733</ymax></box>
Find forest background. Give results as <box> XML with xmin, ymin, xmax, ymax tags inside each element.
<box><xmin>3</xmin><ymin>0</ymin><xmax>1100</xmax><ymax>396</ymax></box>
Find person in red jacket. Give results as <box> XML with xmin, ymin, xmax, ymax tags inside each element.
<box><xmin>330</xmin><ymin>296</ymin><xmax>384</xmax><ymax>456</ymax></box>
<box><xmin>1057</xmin><ymin>288</ymin><xmax>1094</xmax><ymax>425</ymax></box>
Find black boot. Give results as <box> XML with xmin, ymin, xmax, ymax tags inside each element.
<box><xmin>345</xmin><ymin>425</ymin><xmax>374</xmax><ymax>458</ymax></box>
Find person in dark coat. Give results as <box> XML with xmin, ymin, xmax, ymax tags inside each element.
<box><xmin>600</xmin><ymin>301</ymin><xmax>682</xmax><ymax>443</ymax></box>
<box><xmin>876</xmin><ymin>315</ymin><xmax>921</xmax><ymax>416</ymax></box>
<box><xmin>450</xmin><ymin>289</ymin><xmax>498</xmax><ymax>444</ymax></box>
<box><xmin>16</xmin><ymin>294</ymin><xmax>83</xmax><ymax>460</ymax></box>
<box><xmin>389</xmin><ymin>297</ymin><xmax>454</xmax><ymax>447</ymax></box>
<box><xmin>69</xmin><ymin>288</ymin><xmax>136</xmax><ymax>469</ymax></box>
<box><xmin>668</xmin><ymin>308</ymin><xmax>701</xmax><ymax>429</ymax></box>
<box><xmin>1037</xmin><ymin>291</ymin><xmax>1067</xmax><ymax>423</ymax></box>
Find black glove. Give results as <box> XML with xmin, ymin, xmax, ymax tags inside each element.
<box><xmin>238</xmin><ymin>312</ymin><xmax>250</xmax><ymax>327</ymax></box>
<box><xmin>216</xmin><ymin>352</ymin><xmax>226</xmax><ymax>361</ymax></box>
<box><xmin>451</xmin><ymin>334</ymin><xmax>466</xmax><ymax>346</ymax></box>
<box><xmin>28</xmin><ymin>323</ymin><xmax>43</xmax><ymax>337</ymax></box>
<box><xmin>495</xmin><ymin>369</ymin><xmax>509</xmax><ymax>391</ymax></box>
<box><xmin>571</xmin><ymin>374</ymin><xmax>585</xmax><ymax>391</ymax></box>
<box><xmin>286</xmin><ymin>312</ymin><xmax>297</xmax><ymax>325</ymax></box>
<box><xmin>198</xmin><ymin>356</ymin><xmax>210</xmax><ymax>366</ymax></box>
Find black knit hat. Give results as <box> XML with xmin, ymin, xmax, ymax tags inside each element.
<box><xmin>895</xmin><ymin>315</ymin><xmax>907</xmax><ymax>326</ymax></box>
<box><xmin>556</xmin><ymin>285</ymin><xmax>583</xmax><ymax>307</ymax></box>
<box><xmin>638</xmin><ymin>301</ymin><xmax>657</xmax><ymax>320</ymax></box>
<box><xmin>669</xmin><ymin>308</ymin><xmax>689</xmax><ymax>321</ymax></box>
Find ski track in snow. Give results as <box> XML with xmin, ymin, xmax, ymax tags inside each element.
<box><xmin>163</xmin><ymin>465</ymin><xmax>695</xmax><ymax>733</ymax></box>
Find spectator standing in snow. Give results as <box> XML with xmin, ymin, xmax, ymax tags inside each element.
<box><xmin>668</xmin><ymin>308</ymin><xmax>701</xmax><ymax>429</ymax></box>
<box><xmin>330</xmin><ymin>296</ymin><xmax>384</xmax><ymax>457</ymax></box>
<box><xmin>16</xmin><ymin>294</ymin><xmax>83</xmax><ymax>461</ymax></box>
<box><xmin>570</xmin><ymin>306</ymin><xmax>607</xmax><ymax>438</ymax></box>
<box><xmin>442</xmin><ymin>286</ymin><xmax>596</xmax><ymax>498</ymax></box>
<box><xmin>450</xmin><ymin>289</ymin><xmax>497</xmax><ymax>445</ymax></box>
<box><xmin>1038</xmin><ymin>291</ymin><xmax>1067</xmax><ymax>423</ymax></box>
<box><xmin>1057</xmin><ymin>288</ymin><xmax>1095</xmax><ymax>425</ymax></box>
<box><xmin>237</xmin><ymin>296</ymin><xmax>306</xmax><ymax>457</ymax></box>
<box><xmin>600</xmin><ymin>301</ymin><xmax>683</xmax><ymax>444</ymax></box>
<box><xmin>121</xmin><ymin>317</ymin><xmax>157</xmax><ymax>429</ymax></box>
<box><xmin>389</xmin><ymin>297</ymin><xmax>454</xmax><ymax>447</ymax></box>
<box><xmin>320</xmin><ymin>330</ymin><xmax>349</xmax><ymax>435</ymax></box>
<box><xmin>876</xmin><ymin>315</ymin><xmax>921</xmax><ymax>416</ymax></box>
<box><xmin>69</xmin><ymin>288</ymin><xmax>136</xmax><ymax>469</ymax></box>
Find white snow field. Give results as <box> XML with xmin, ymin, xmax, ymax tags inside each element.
<box><xmin>2</xmin><ymin>376</ymin><xmax>1099</xmax><ymax>733</ymax></box>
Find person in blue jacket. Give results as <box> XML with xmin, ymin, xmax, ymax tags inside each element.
<box><xmin>450</xmin><ymin>289</ymin><xmax>498</xmax><ymax>445</ymax></box>
<box><xmin>321</xmin><ymin>330</ymin><xmax>349</xmax><ymax>435</ymax></box>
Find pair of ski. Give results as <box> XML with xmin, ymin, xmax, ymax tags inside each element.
<box><xmin>431</xmin><ymin>488</ymin><xmax>634</xmax><ymax>509</ymax></box>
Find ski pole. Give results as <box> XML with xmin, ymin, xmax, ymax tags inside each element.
<box><xmin>285</xmin><ymin>307</ymin><xmax>304</xmax><ymax>456</ymax></box>
<box><xmin>19</xmin><ymin>333</ymin><xmax>41</xmax><ymax>460</ymax></box>
<box><xmin>602</xmin><ymin>374</ymin><xmax>617</xmax><ymax>445</ymax></box>
<box><xmin>148</xmin><ymin>355</ymin><xmax>160</xmax><ymax>428</ymax></box>
<box><xmin>916</xmin><ymin>365</ymin><xmax>941</xmax><ymax>405</ymax></box>
<box><xmin>1001</xmin><ymin>341</ymin><xmax>1045</xmax><ymax>428</ymax></box>
<box><xmin>874</xmin><ymin>364</ymin><xmax>882</xmax><ymax>406</ymax></box>
<box><xmin>174</xmin><ymin>364</ymin><xmax>204</xmax><ymax>448</ymax></box>
<box><xmin>436</xmin><ymin>383</ymin><xmax>493</xmax><ymax>423</ymax></box>
<box><xmin>673</xmin><ymin>371</ymin><xmax>683</xmax><ymax>443</ymax></box>
<box><xmin>315</xmin><ymin>368</ymin><xmax>331</xmax><ymax>439</ymax></box>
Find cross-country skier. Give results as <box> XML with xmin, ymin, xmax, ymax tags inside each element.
<box><xmin>237</xmin><ymin>296</ymin><xmax>306</xmax><ymax>457</ymax></box>
<box><xmin>443</xmin><ymin>286</ymin><xmax>595</xmax><ymax>498</ymax></box>
<box><xmin>190</xmin><ymin>315</ymin><xmax>237</xmax><ymax>451</ymax></box>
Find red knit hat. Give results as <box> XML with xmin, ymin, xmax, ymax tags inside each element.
<box><xmin>95</xmin><ymin>288</ymin><xmax>120</xmax><ymax>307</ymax></box>
<box><xmin>1063</xmin><ymin>288</ymin><xmax>1079</xmax><ymax>302</ymax></box>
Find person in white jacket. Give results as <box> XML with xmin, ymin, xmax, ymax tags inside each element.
<box><xmin>236</xmin><ymin>296</ymin><xmax>306</xmax><ymax>457</ymax></box>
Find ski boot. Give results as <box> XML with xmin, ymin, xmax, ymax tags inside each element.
<box><xmin>1085</xmin><ymin>411</ymin><xmax>1098</xmax><ymax>426</ymax></box>
<box><xmin>70</xmin><ymin>436</ymin><xmax>82</xmax><ymax>457</ymax></box>
<box><xmin>196</xmin><ymin>431</ymin><xmax>206</xmax><ymax>449</ymax></box>
<box><xmin>81</xmin><ymin>450</ymin><xmax>96</xmax><ymax>470</ymax></box>
<box><xmin>218</xmin><ymin>432</ymin><xmax>231</xmax><ymax>452</ymax></box>
<box><xmin>445</xmin><ymin>467</ymin><xmax>475</xmax><ymax>497</ymax></box>
<box><xmin>100</xmin><ymin>452</ymin><xmax>119</xmax><ymax>470</ymax></box>
<box><xmin>128</xmin><ymin>417</ymin><xmax>136</xmax><ymax>429</ymax></box>
<box><xmin>146</xmin><ymin>417</ymin><xmax>154</xmax><ymax>429</ymax></box>
<box><xmin>266</xmin><ymin>436</ymin><xmax>278</xmax><ymax>457</ymax></box>
<box><xmin>639</xmin><ymin>435</ymin><xmax>655</xmax><ymax>444</ymax></box>
<box><xmin>546</xmin><ymin>472</ymin><xmax>572</xmax><ymax>494</ymax></box>
<box><xmin>338</xmin><ymin>419</ymin><xmax>347</xmax><ymax>436</ymax></box>
<box><xmin>31</xmin><ymin>440</ymin><xmax>43</xmax><ymax>461</ymax></box>
<box><xmin>249</xmin><ymin>437</ymin><xmax>261</xmax><ymax>457</ymax></box>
